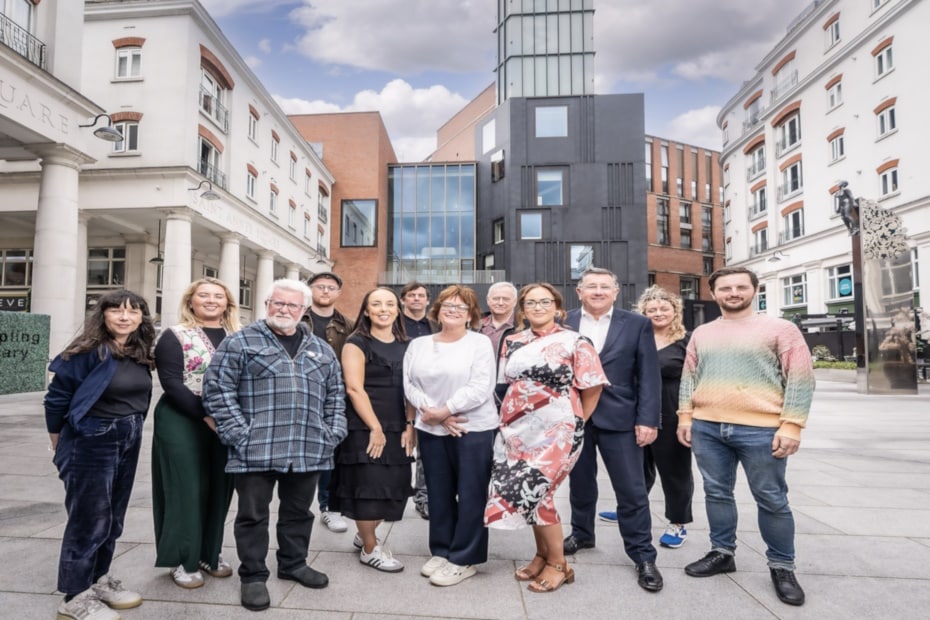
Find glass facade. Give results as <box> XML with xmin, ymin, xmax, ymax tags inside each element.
<box><xmin>388</xmin><ymin>163</ymin><xmax>476</xmax><ymax>283</ymax></box>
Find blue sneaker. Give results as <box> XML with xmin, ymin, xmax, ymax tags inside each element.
<box><xmin>597</xmin><ymin>511</ymin><xmax>618</xmax><ymax>523</ymax></box>
<box><xmin>659</xmin><ymin>524</ymin><xmax>687</xmax><ymax>548</ymax></box>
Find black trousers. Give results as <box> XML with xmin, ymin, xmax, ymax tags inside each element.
<box><xmin>643</xmin><ymin>413</ymin><xmax>694</xmax><ymax>524</ymax></box>
<box><xmin>234</xmin><ymin>470</ymin><xmax>320</xmax><ymax>583</ymax></box>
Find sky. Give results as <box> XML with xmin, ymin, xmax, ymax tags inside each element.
<box><xmin>204</xmin><ymin>0</ymin><xmax>813</xmax><ymax>161</ymax></box>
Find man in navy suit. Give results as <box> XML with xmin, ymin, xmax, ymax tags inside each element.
<box><xmin>564</xmin><ymin>267</ymin><xmax>664</xmax><ymax>592</ymax></box>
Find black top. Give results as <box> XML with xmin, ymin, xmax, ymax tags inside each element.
<box><xmin>87</xmin><ymin>357</ymin><xmax>153</xmax><ymax>419</ymax></box>
<box><xmin>343</xmin><ymin>334</ymin><xmax>408</xmax><ymax>433</ymax></box>
<box><xmin>403</xmin><ymin>314</ymin><xmax>434</xmax><ymax>338</ymax></box>
<box><xmin>275</xmin><ymin>329</ymin><xmax>303</xmax><ymax>358</ymax></box>
<box><xmin>307</xmin><ymin>309</ymin><xmax>331</xmax><ymax>340</ymax></box>
<box><xmin>155</xmin><ymin>327</ymin><xmax>227</xmax><ymax>421</ymax></box>
<box><xmin>658</xmin><ymin>333</ymin><xmax>690</xmax><ymax>417</ymax></box>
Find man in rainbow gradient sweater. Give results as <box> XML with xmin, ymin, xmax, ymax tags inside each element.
<box><xmin>676</xmin><ymin>267</ymin><xmax>815</xmax><ymax>607</ymax></box>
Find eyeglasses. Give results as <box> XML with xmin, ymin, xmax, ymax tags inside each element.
<box><xmin>523</xmin><ymin>299</ymin><xmax>555</xmax><ymax>309</ymax></box>
<box><xmin>580</xmin><ymin>284</ymin><xmax>617</xmax><ymax>292</ymax></box>
<box><xmin>312</xmin><ymin>284</ymin><xmax>339</xmax><ymax>292</ymax></box>
<box><xmin>267</xmin><ymin>300</ymin><xmax>304</xmax><ymax>312</ymax></box>
<box><xmin>489</xmin><ymin>296</ymin><xmax>514</xmax><ymax>303</ymax></box>
<box><xmin>440</xmin><ymin>303</ymin><xmax>470</xmax><ymax>313</ymax></box>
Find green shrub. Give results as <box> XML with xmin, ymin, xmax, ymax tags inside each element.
<box><xmin>811</xmin><ymin>344</ymin><xmax>836</xmax><ymax>362</ymax></box>
<box><xmin>813</xmin><ymin>360</ymin><xmax>856</xmax><ymax>369</ymax></box>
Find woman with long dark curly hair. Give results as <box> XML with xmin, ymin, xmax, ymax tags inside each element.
<box><xmin>45</xmin><ymin>289</ymin><xmax>156</xmax><ymax>620</ymax></box>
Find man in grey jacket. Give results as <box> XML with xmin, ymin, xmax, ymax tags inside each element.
<box><xmin>203</xmin><ymin>278</ymin><xmax>347</xmax><ymax>612</ymax></box>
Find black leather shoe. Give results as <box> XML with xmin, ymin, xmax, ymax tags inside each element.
<box><xmin>636</xmin><ymin>561</ymin><xmax>663</xmax><ymax>592</ymax></box>
<box><xmin>241</xmin><ymin>581</ymin><xmax>270</xmax><ymax>611</ymax></box>
<box><xmin>562</xmin><ymin>534</ymin><xmax>595</xmax><ymax>555</ymax></box>
<box><xmin>770</xmin><ymin>568</ymin><xmax>805</xmax><ymax>606</ymax></box>
<box><xmin>415</xmin><ymin>502</ymin><xmax>430</xmax><ymax>520</ymax></box>
<box><xmin>684</xmin><ymin>551</ymin><xmax>736</xmax><ymax>577</ymax></box>
<box><xmin>278</xmin><ymin>565</ymin><xmax>329</xmax><ymax>589</ymax></box>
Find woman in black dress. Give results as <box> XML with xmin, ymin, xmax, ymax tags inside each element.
<box><xmin>329</xmin><ymin>287</ymin><xmax>414</xmax><ymax>572</ymax></box>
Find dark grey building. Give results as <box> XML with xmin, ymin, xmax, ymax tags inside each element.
<box><xmin>475</xmin><ymin>94</ymin><xmax>648</xmax><ymax>309</ymax></box>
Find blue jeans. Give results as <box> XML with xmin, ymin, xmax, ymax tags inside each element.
<box><xmin>317</xmin><ymin>469</ymin><xmax>332</xmax><ymax>512</ymax></box>
<box><xmin>54</xmin><ymin>415</ymin><xmax>144</xmax><ymax>595</ymax></box>
<box><xmin>690</xmin><ymin>420</ymin><xmax>795</xmax><ymax>570</ymax></box>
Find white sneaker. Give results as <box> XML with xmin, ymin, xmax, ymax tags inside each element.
<box><xmin>91</xmin><ymin>575</ymin><xmax>142</xmax><ymax>609</ymax></box>
<box><xmin>199</xmin><ymin>555</ymin><xmax>233</xmax><ymax>578</ymax></box>
<box><xmin>420</xmin><ymin>555</ymin><xmax>447</xmax><ymax>578</ymax></box>
<box><xmin>429</xmin><ymin>561</ymin><xmax>476</xmax><ymax>587</ymax></box>
<box><xmin>170</xmin><ymin>565</ymin><xmax>205</xmax><ymax>589</ymax></box>
<box><xmin>57</xmin><ymin>589</ymin><xmax>119</xmax><ymax>620</ymax></box>
<box><xmin>321</xmin><ymin>511</ymin><xmax>349</xmax><ymax>533</ymax></box>
<box><xmin>359</xmin><ymin>544</ymin><xmax>404</xmax><ymax>573</ymax></box>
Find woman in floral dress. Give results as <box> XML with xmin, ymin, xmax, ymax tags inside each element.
<box><xmin>485</xmin><ymin>283</ymin><xmax>607</xmax><ymax>593</ymax></box>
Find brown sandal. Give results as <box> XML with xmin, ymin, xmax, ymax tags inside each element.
<box><xmin>514</xmin><ymin>554</ymin><xmax>546</xmax><ymax>581</ymax></box>
<box><xmin>527</xmin><ymin>563</ymin><xmax>575</xmax><ymax>593</ymax></box>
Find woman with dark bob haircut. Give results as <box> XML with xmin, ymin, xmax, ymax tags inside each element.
<box><xmin>403</xmin><ymin>285</ymin><xmax>497</xmax><ymax>587</ymax></box>
<box><xmin>45</xmin><ymin>289</ymin><xmax>156</xmax><ymax>619</ymax></box>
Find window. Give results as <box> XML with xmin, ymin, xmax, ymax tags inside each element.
<box><xmin>199</xmin><ymin>138</ymin><xmax>224</xmax><ymax>188</ymax></box>
<box><xmin>570</xmin><ymin>245</ymin><xmax>594</xmax><ymax>280</ymax></box>
<box><xmin>112</xmin><ymin>121</ymin><xmax>139</xmax><ymax>153</ymax></box>
<box><xmin>199</xmin><ymin>69</ymin><xmax>228</xmax><ymax>132</ymax></box>
<box><xmin>341</xmin><ymin>199</ymin><xmax>377</xmax><ymax>247</ymax></box>
<box><xmin>723</xmin><ymin>164</ymin><xmax>730</xmax><ymax>187</ymax></box>
<box><xmin>536</xmin><ymin>169</ymin><xmax>564</xmax><ymax>206</ymax></box>
<box><xmin>746</xmin><ymin>96</ymin><xmax>761</xmax><ymax>126</ymax></box>
<box><xmin>305</xmin><ymin>171</ymin><xmax>312</xmax><ymax>195</ymax></box>
<box><xmin>747</xmin><ymin>144</ymin><xmax>765</xmax><ymax>180</ymax></box>
<box><xmin>782</xmin><ymin>274</ymin><xmax>807</xmax><ymax>306</ymax></box>
<box><xmin>268</xmin><ymin>189</ymin><xmax>278</xmax><ymax>216</ymax></box>
<box><xmin>288</xmin><ymin>201</ymin><xmax>297</xmax><ymax>229</ymax></box>
<box><xmin>723</xmin><ymin>201</ymin><xmax>731</xmax><ymax>223</ymax></box>
<box><xmin>318</xmin><ymin>191</ymin><xmax>328</xmax><ymax>224</ymax></box>
<box><xmin>270</xmin><ymin>134</ymin><xmax>279</xmax><ymax>162</ymax></box>
<box><xmin>115</xmin><ymin>47</ymin><xmax>141</xmax><ymax>79</ymax></box>
<box><xmin>239</xmin><ymin>279</ymin><xmax>253</xmax><ymax>310</ymax></box>
<box><xmin>656</xmin><ymin>198</ymin><xmax>670</xmax><ymax>246</ymax></box>
<box><xmin>0</xmin><ymin>249</ymin><xmax>31</xmax><ymax>287</ymax></box>
<box><xmin>246</xmin><ymin>169</ymin><xmax>257</xmax><ymax>200</ymax></box>
<box><xmin>751</xmin><ymin>186</ymin><xmax>767</xmax><ymax>218</ymax></box>
<box><xmin>317</xmin><ymin>229</ymin><xmax>326</xmax><ymax>256</ymax></box>
<box><xmin>872</xmin><ymin>0</ymin><xmax>888</xmax><ymax>10</ymax></box>
<box><xmin>705</xmin><ymin>153</ymin><xmax>712</xmax><ymax>199</ymax></box>
<box><xmin>753</xmin><ymin>228</ymin><xmax>769</xmax><ymax>255</ymax></box>
<box><xmin>5</xmin><ymin>0</ymin><xmax>32</xmax><ymax>30</ymax></box>
<box><xmin>875</xmin><ymin>43</ymin><xmax>893</xmax><ymax>78</ymax></box>
<box><xmin>493</xmin><ymin>219</ymin><xmax>504</xmax><ymax>244</ymax></box>
<box><xmin>680</xmin><ymin>228</ymin><xmax>692</xmax><ymax>249</ymax></box>
<box><xmin>757</xmin><ymin>284</ymin><xmax>767</xmax><ymax>312</ymax></box>
<box><xmin>701</xmin><ymin>207</ymin><xmax>713</xmax><ymax>251</ymax></box>
<box><xmin>289</xmin><ymin>153</ymin><xmax>297</xmax><ymax>181</ymax></box>
<box><xmin>828</xmin><ymin>264</ymin><xmax>854</xmax><ymax>300</ymax></box>
<box><xmin>880</xmin><ymin>166</ymin><xmax>899</xmax><ymax>197</ymax></box>
<box><xmin>248</xmin><ymin>111</ymin><xmax>258</xmax><ymax>141</ymax></box>
<box><xmin>680</xmin><ymin>202</ymin><xmax>692</xmax><ymax>248</ymax></box>
<box><xmin>87</xmin><ymin>248</ymin><xmax>125</xmax><ymax>287</ymax></box>
<box><xmin>203</xmin><ymin>266</ymin><xmax>218</xmax><ymax>278</ymax></box>
<box><xmin>660</xmin><ymin>145</ymin><xmax>669</xmax><ymax>193</ymax></box>
<box><xmin>679</xmin><ymin>202</ymin><xmax>691</xmax><ymax>224</ymax></box>
<box><xmin>912</xmin><ymin>247</ymin><xmax>920</xmax><ymax>290</ymax></box>
<box><xmin>303</xmin><ymin>214</ymin><xmax>311</xmax><ymax>240</ymax></box>
<box><xmin>644</xmin><ymin>141</ymin><xmax>653</xmax><ymax>190</ymax></box>
<box><xmin>780</xmin><ymin>161</ymin><xmax>803</xmax><ymax>199</ymax></box>
<box><xmin>676</xmin><ymin>147</ymin><xmax>684</xmax><ymax>197</ymax></box>
<box><xmin>776</xmin><ymin>114</ymin><xmax>801</xmax><ymax>155</ymax></box>
<box><xmin>536</xmin><ymin>106</ymin><xmax>568</xmax><ymax>137</ymax></box>
<box><xmin>520</xmin><ymin>213</ymin><xmax>543</xmax><ymax>240</ymax></box>
<box><xmin>827</xmin><ymin>81</ymin><xmax>843</xmax><ymax>109</ymax></box>
<box><xmin>782</xmin><ymin>209</ymin><xmax>805</xmax><ymax>241</ymax></box>
<box><xmin>703</xmin><ymin>256</ymin><xmax>714</xmax><ymax>276</ymax></box>
<box><xmin>491</xmin><ymin>149</ymin><xmax>505</xmax><ymax>182</ymax></box>
<box><xmin>680</xmin><ymin>277</ymin><xmax>698</xmax><ymax>300</ymax></box>
<box><xmin>830</xmin><ymin>134</ymin><xmax>845</xmax><ymax>162</ymax></box>
<box><xmin>825</xmin><ymin>19</ymin><xmax>840</xmax><ymax>49</ymax></box>
<box><xmin>484</xmin><ymin>254</ymin><xmax>495</xmax><ymax>270</ymax></box>
<box><xmin>725</xmin><ymin>238</ymin><xmax>733</xmax><ymax>261</ymax></box>
<box><xmin>877</xmin><ymin>105</ymin><xmax>896</xmax><ymax>137</ymax></box>
<box><xmin>482</xmin><ymin>119</ymin><xmax>495</xmax><ymax>154</ymax></box>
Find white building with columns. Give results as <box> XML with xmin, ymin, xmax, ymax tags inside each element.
<box><xmin>717</xmin><ymin>0</ymin><xmax>927</xmax><ymax>321</ymax></box>
<box><xmin>0</xmin><ymin>0</ymin><xmax>334</xmax><ymax>356</ymax></box>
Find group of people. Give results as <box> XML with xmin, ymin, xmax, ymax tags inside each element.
<box><xmin>45</xmin><ymin>265</ymin><xmax>815</xmax><ymax>619</ymax></box>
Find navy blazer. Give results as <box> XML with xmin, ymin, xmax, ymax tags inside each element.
<box><xmin>565</xmin><ymin>308</ymin><xmax>661</xmax><ymax>432</ymax></box>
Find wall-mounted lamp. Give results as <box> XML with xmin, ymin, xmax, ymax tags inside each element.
<box><xmin>767</xmin><ymin>251</ymin><xmax>790</xmax><ymax>264</ymax></box>
<box><xmin>189</xmin><ymin>180</ymin><xmax>220</xmax><ymax>201</ymax></box>
<box><xmin>79</xmin><ymin>113</ymin><xmax>124</xmax><ymax>142</ymax></box>
<box><xmin>149</xmin><ymin>220</ymin><xmax>164</xmax><ymax>264</ymax></box>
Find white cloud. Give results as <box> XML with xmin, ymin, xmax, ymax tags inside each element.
<box><xmin>287</xmin><ymin>0</ymin><xmax>495</xmax><ymax>75</ymax></box>
<box><xmin>244</xmin><ymin>55</ymin><xmax>262</xmax><ymax>69</ymax></box>
<box><xmin>662</xmin><ymin>106</ymin><xmax>723</xmax><ymax>150</ymax></box>
<box><xmin>200</xmin><ymin>0</ymin><xmax>299</xmax><ymax>18</ymax></box>
<box><xmin>258</xmin><ymin>38</ymin><xmax>272</xmax><ymax>54</ymax></box>
<box><xmin>275</xmin><ymin>79</ymin><xmax>469</xmax><ymax>161</ymax></box>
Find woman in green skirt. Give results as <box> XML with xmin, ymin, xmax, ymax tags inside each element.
<box><xmin>152</xmin><ymin>278</ymin><xmax>241</xmax><ymax>588</ymax></box>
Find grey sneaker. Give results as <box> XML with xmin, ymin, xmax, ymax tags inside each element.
<box><xmin>57</xmin><ymin>589</ymin><xmax>119</xmax><ymax>620</ymax></box>
<box><xmin>91</xmin><ymin>574</ymin><xmax>142</xmax><ymax>610</ymax></box>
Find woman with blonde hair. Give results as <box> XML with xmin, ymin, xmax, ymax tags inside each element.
<box><xmin>403</xmin><ymin>285</ymin><xmax>497</xmax><ymax>587</ymax></box>
<box><xmin>152</xmin><ymin>278</ymin><xmax>241</xmax><ymax>588</ymax></box>
<box><xmin>598</xmin><ymin>285</ymin><xmax>693</xmax><ymax>549</ymax></box>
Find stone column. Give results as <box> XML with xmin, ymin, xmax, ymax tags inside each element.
<box><xmin>161</xmin><ymin>212</ymin><xmax>192</xmax><ymax>328</ymax></box>
<box><xmin>219</xmin><ymin>233</ymin><xmax>241</xmax><ymax>297</ymax></box>
<box><xmin>285</xmin><ymin>263</ymin><xmax>301</xmax><ymax>281</ymax></box>
<box><xmin>255</xmin><ymin>251</ymin><xmax>276</xmax><ymax>320</ymax></box>
<box><xmin>31</xmin><ymin>147</ymin><xmax>89</xmax><ymax>357</ymax></box>
<box><xmin>74</xmin><ymin>213</ymin><xmax>89</xmax><ymax>326</ymax></box>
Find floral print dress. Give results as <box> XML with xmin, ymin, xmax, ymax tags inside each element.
<box><xmin>484</xmin><ymin>325</ymin><xmax>608</xmax><ymax>529</ymax></box>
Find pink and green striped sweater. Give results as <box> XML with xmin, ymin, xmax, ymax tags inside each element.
<box><xmin>678</xmin><ymin>314</ymin><xmax>815</xmax><ymax>440</ymax></box>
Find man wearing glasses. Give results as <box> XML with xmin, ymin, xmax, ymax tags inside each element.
<box><xmin>563</xmin><ymin>267</ymin><xmax>664</xmax><ymax>593</ymax></box>
<box><xmin>302</xmin><ymin>272</ymin><xmax>354</xmax><ymax>534</ymax></box>
<box><xmin>204</xmin><ymin>279</ymin><xmax>347</xmax><ymax>611</ymax></box>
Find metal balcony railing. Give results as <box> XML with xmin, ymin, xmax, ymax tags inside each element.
<box><xmin>746</xmin><ymin>162</ymin><xmax>765</xmax><ymax>181</ymax></box>
<box><xmin>749</xmin><ymin>201</ymin><xmax>767</xmax><ymax>219</ymax></box>
<box><xmin>749</xmin><ymin>241</ymin><xmax>769</xmax><ymax>257</ymax></box>
<box><xmin>770</xmin><ymin>70</ymin><xmax>798</xmax><ymax>104</ymax></box>
<box><xmin>0</xmin><ymin>12</ymin><xmax>46</xmax><ymax>70</ymax></box>
<box><xmin>777</xmin><ymin>181</ymin><xmax>802</xmax><ymax>202</ymax></box>
<box><xmin>198</xmin><ymin>161</ymin><xmax>227</xmax><ymax>190</ymax></box>
<box><xmin>778</xmin><ymin>228</ymin><xmax>805</xmax><ymax>244</ymax></box>
<box><xmin>317</xmin><ymin>204</ymin><xmax>328</xmax><ymax>224</ymax></box>
<box><xmin>199</xmin><ymin>87</ymin><xmax>229</xmax><ymax>132</ymax></box>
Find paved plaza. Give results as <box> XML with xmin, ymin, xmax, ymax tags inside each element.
<box><xmin>0</xmin><ymin>372</ymin><xmax>927</xmax><ymax>619</ymax></box>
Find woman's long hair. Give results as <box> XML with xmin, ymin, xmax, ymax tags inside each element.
<box><xmin>636</xmin><ymin>285</ymin><xmax>686</xmax><ymax>343</ymax></box>
<box><xmin>62</xmin><ymin>289</ymin><xmax>156</xmax><ymax>367</ymax></box>
<box><xmin>177</xmin><ymin>277</ymin><xmax>242</xmax><ymax>331</ymax></box>
<box><xmin>350</xmin><ymin>287</ymin><xmax>408</xmax><ymax>342</ymax></box>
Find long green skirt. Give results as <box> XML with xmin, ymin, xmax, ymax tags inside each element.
<box><xmin>151</xmin><ymin>397</ymin><xmax>234</xmax><ymax>572</ymax></box>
